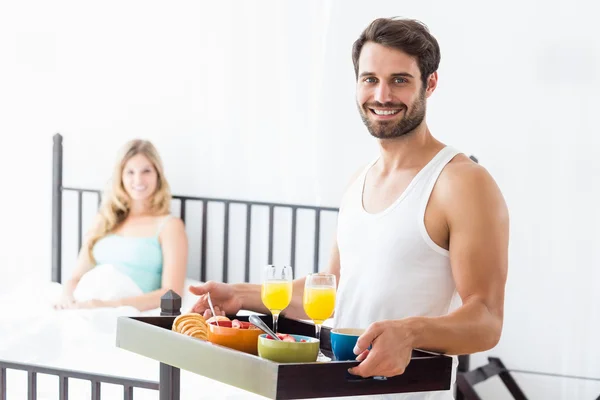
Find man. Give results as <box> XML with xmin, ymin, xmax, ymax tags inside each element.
<box><xmin>190</xmin><ymin>17</ymin><xmax>509</xmax><ymax>399</ymax></box>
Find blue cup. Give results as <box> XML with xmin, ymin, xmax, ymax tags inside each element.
<box><xmin>330</xmin><ymin>328</ymin><xmax>365</xmax><ymax>361</ymax></box>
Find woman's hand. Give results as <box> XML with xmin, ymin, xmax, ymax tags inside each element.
<box><xmin>53</xmin><ymin>292</ymin><xmax>76</xmax><ymax>310</ymax></box>
<box><xmin>54</xmin><ymin>295</ymin><xmax>112</xmax><ymax>310</ymax></box>
<box><xmin>70</xmin><ymin>299</ymin><xmax>114</xmax><ymax>309</ymax></box>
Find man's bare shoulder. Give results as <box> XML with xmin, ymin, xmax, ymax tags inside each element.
<box><xmin>436</xmin><ymin>154</ymin><xmax>508</xmax><ymax>221</ymax></box>
<box><xmin>439</xmin><ymin>154</ymin><xmax>495</xmax><ymax>191</ymax></box>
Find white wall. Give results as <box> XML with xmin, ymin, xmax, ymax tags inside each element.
<box><xmin>1</xmin><ymin>0</ymin><xmax>599</xmax><ymax>398</ymax></box>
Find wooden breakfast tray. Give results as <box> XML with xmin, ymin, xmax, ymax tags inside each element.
<box><xmin>116</xmin><ymin>314</ymin><xmax>453</xmax><ymax>399</ymax></box>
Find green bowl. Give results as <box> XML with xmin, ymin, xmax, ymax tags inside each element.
<box><xmin>257</xmin><ymin>333</ymin><xmax>320</xmax><ymax>363</ymax></box>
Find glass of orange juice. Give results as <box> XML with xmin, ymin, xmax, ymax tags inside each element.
<box><xmin>303</xmin><ymin>272</ymin><xmax>336</xmax><ymax>361</ymax></box>
<box><xmin>261</xmin><ymin>265</ymin><xmax>293</xmax><ymax>333</ymax></box>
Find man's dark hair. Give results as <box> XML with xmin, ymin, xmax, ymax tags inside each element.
<box><xmin>352</xmin><ymin>17</ymin><xmax>441</xmax><ymax>86</ymax></box>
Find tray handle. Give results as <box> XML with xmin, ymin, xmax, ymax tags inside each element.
<box><xmin>345</xmin><ymin>369</ymin><xmax>388</xmax><ymax>382</ymax></box>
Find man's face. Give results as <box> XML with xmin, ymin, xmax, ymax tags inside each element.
<box><xmin>356</xmin><ymin>42</ymin><xmax>433</xmax><ymax>139</ymax></box>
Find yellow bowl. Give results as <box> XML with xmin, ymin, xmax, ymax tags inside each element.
<box><xmin>257</xmin><ymin>333</ymin><xmax>320</xmax><ymax>363</ymax></box>
<box><xmin>207</xmin><ymin>320</ymin><xmax>262</xmax><ymax>355</ymax></box>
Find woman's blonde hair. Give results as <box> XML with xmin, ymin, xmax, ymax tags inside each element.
<box><xmin>87</xmin><ymin>139</ymin><xmax>172</xmax><ymax>263</ymax></box>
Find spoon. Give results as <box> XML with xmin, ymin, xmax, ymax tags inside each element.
<box><xmin>249</xmin><ymin>314</ymin><xmax>282</xmax><ymax>341</ymax></box>
<box><xmin>206</xmin><ymin>292</ymin><xmax>219</xmax><ymax>326</ymax></box>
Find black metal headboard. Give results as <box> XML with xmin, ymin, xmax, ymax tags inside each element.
<box><xmin>50</xmin><ymin>133</ymin><xmax>339</xmax><ymax>284</ymax></box>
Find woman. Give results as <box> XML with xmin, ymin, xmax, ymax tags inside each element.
<box><xmin>53</xmin><ymin>139</ymin><xmax>188</xmax><ymax>312</ymax></box>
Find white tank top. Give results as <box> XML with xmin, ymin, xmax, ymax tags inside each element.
<box><xmin>333</xmin><ymin>146</ymin><xmax>462</xmax><ymax>400</ymax></box>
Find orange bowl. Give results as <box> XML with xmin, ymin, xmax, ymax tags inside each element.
<box><xmin>207</xmin><ymin>320</ymin><xmax>262</xmax><ymax>355</ymax></box>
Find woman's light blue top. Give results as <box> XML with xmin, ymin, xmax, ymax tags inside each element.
<box><xmin>92</xmin><ymin>216</ymin><xmax>171</xmax><ymax>293</ymax></box>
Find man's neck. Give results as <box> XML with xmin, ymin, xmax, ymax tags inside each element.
<box><xmin>376</xmin><ymin>123</ymin><xmax>443</xmax><ymax>173</ymax></box>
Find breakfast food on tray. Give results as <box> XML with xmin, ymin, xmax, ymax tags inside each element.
<box><xmin>265</xmin><ymin>333</ymin><xmax>308</xmax><ymax>342</ymax></box>
<box><xmin>231</xmin><ymin>319</ymin><xmax>243</xmax><ymax>329</ymax></box>
<box><xmin>206</xmin><ymin>315</ymin><xmax>231</xmax><ymax>324</ymax></box>
<box><xmin>172</xmin><ymin>313</ymin><xmax>209</xmax><ymax>340</ymax></box>
<box><xmin>206</xmin><ymin>316</ymin><xmax>258</xmax><ymax>330</ymax></box>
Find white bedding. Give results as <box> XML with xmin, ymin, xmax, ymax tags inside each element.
<box><xmin>0</xmin><ymin>265</ymin><xmax>266</xmax><ymax>399</ymax></box>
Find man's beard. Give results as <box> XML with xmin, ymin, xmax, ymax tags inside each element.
<box><xmin>359</xmin><ymin>90</ymin><xmax>426</xmax><ymax>139</ymax></box>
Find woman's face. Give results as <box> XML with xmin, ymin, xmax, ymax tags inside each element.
<box><xmin>121</xmin><ymin>153</ymin><xmax>158</xmax><ymax>203</ymax></box>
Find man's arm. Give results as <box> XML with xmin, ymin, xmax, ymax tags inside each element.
<box><xmin>409</xmin><ymin>162</ymin><xmax>509</xmax><ymax>354</ymax></box>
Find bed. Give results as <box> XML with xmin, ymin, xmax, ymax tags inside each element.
<box><xmin>0</xmin><ymin>134</ymin><xmax>472</xmax><ymax>400</ymax></box>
